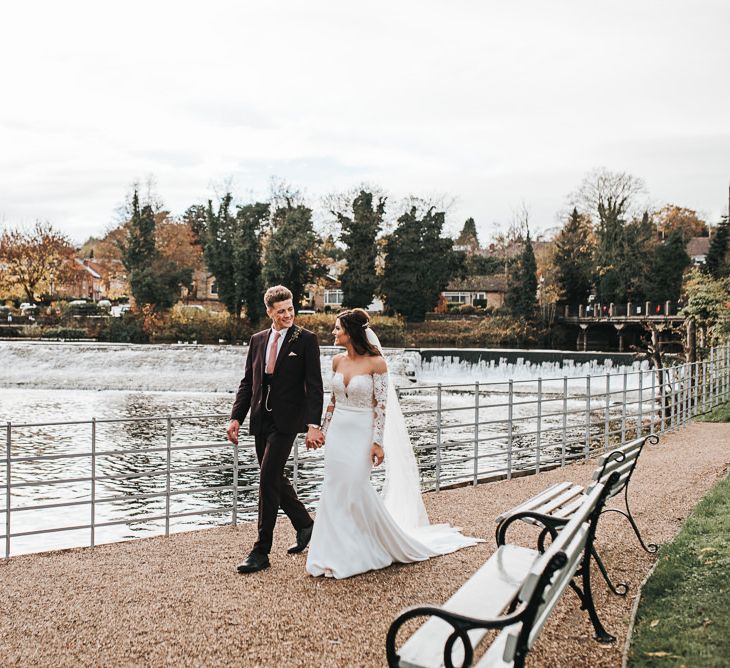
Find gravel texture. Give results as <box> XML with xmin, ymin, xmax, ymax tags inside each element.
<box><xmin>1</xmin><ymin>422</ymin><xmax>728</xmax><ymax>667</ymax></box>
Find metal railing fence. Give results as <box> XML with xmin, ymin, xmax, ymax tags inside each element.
<box><xmin>1</xmin><ymin>342</ymin><xmax>728</xmax><ymax>558</ymax></box>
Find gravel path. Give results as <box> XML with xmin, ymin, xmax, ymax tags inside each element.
<box><xmin>1</xmin><ymin>422</ymin><xmax>728</xmax><ymax>667</ymax></box>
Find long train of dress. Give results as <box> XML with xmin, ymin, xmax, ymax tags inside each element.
<box><xmin>306</xmin><ymin>372</ymin><xmax>481</xmax><ymax>579</ymax></box>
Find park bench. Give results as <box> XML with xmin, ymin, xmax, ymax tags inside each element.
<box><xmin>386</xmin><ymin>474</ymin><xmax>618</xmax><ymax>668</ymax></box>
<box><xmin>494</xmin><ymin>433</ymin><xmax>659</xmax><ymax>596</ymax></box>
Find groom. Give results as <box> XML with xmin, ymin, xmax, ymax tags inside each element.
<box><xmin>227</xmin><ymin>285</ymin><xmax>324</xmax><ymax>573</ymax></box>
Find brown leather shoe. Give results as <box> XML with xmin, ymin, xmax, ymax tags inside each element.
<box><xmin>237</xmin><ymin>550</ymin><xmax>270</xmax><ymax>573</ymax></box>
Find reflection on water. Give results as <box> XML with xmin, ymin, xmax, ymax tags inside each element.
<box><xmin>0</xmin><ymin>348</ymin><xmax>657</xmax><ymax>557</ymax></box>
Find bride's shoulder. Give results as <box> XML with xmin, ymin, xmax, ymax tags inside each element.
<box><xmin>331</xmin><ymin>353</ymin><xmax>346</xmax><ymax>371</ymax></box>
<box><xmin>369</xmin><ymin>355</ymin><xmax>388</xmax><ymax>375</ymax></box>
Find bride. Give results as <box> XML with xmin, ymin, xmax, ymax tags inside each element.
<box><xmin>306</xmin><ymin>308</ymin><xmax>482</xmax><ymax>579</ymax></box>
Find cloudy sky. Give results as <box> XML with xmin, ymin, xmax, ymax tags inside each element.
<box><xmin>1</xmin><ymin>0</ymin><xmax>728</xmax><ymax>244</ymax></box>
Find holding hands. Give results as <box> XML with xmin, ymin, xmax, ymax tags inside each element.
<box><xmin>371</xmin><ymin>443</ymin><xmax>384</xmax><ymax>467</ymax></box>
<box><xmin>306</xmin><ymin>425</ymin><xmax>325</xmax><ymax>450</ymax></box>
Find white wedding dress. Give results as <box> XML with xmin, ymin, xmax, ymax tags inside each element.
<box><xmin>306</xmin><ymin>366</ymin><xmax>482</xmax><ymax>579</ymax></box>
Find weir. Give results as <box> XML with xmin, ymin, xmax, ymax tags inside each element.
<box><xmin>1</xmin><ymin>341</ymin><xmax>728</xmax><ymax>558</ymax></box>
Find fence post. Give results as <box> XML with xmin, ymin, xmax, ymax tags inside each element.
<box><xmin>584</xmin><ymin>375</ymin><xmax>591</xmax><ymax>460</ymax></box>
<box><xmin>507</xmin><ymin>380</ymin><xmax>514</xmax><ymax>479</ymax></box>
<box><xmin>702</xmin><ymin>360</ymin><xmax>707</xmax><ymax>415</ymax></box>
<box><xmin>535</xmin><ymin>378</ymin><xmax>542</xmax><ymax>473</ymax></box>
<box><xmin>473</xmin><ymin>382</ymin><xmax>479</xmax><ymax>486</ymax></box>
<box><xmin>165</xmin><ymin>415</ymin><xmax>172</xmax><ymax>537</ymax></box>
<box><xmin>637</xmin><ymin>370</ymin><xmax>644</xmax><ymax>438</ymax></box>
<box><xmin>621</xmin><ymin>371</ymin><xmax>628</xmax><ymax>444</ymax></box>
<box><xmin>604</xmin><ymin>373</ymin><xmax>610</xmax><ymax>452</ymax></box>
<box><xmin>91</xmin><ymin>418</ymin><xmax>96</xmax><ymax>548</ymax></box>
<box><xmin>660</xmin><ymin>365</ymin><xmax>667</xmax><ymax>433</ymax></box>
<box><xmin>561</xmin><ymin>376</ymin><xmax>568</xmax><ymax>467</ymax></box>
<box><xmin>436</xmin><ymin>383</ymin><xmax>442</xmax><ymax>491</ymax></box>
<box><xmin>5</xmin><ymin>422</ymin><xmax>10</xmax><ymax>559</ymax></box>
<box><xmin>710</xmin><ymin>348</ymin><xmax>715</xmax><ymax>410</ymax></box>
<box><xmin>650</xmin><ymin>367</ymin><xmax>657</xmax><ymax>435</ymax></box>
<box><xmin>232</xmin><ymin>440</ymin><xmax>238</xmax><ymax>526</ymax></box>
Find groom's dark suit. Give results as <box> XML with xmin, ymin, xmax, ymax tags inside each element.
<box><xmin>230</xmin><ymin>325</ymin><xmax>323</xmax><ymax>554</ymax></box>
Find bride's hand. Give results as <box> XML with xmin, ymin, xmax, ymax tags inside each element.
<box><xmin>370</xmin><ymin>444</ymin><xmax>384</xmax><ymax>467</ymax></box>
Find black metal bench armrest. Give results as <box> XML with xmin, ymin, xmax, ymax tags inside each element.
<box><xmin>386</xmin><ymin>603</ymin><xmax>527</xmax><ymax>668</ymax></box>
<box><xmin>495</xmin><ymin>509</ymin><xmax>569</xmax><ymax>547</ymax></box>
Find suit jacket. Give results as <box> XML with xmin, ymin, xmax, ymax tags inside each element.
<box><xmin>230</xmin><ymin>325</ymin><xmax>324</xmax><ymax>435</ymax></box>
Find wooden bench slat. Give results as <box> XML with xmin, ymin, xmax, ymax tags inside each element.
<box><xmin>592</xmin><ymin>455</ymin><xmax>638</xmax><ymax>483</ymax></box>
<box><xmin>494</xmin><ymin>482</ymin><xmax>573</xmax><ymax>524</ymax></box>
<box><xmin>398</xmin><ymin>545</ymin><xmax>538</xmax><ymax>668</ymax></box>
<box><xmin>531</xmin><ymin>485</ymin><xmax>584</xmax><ymax>516</ymax></box>
<box><xmin>552</xmin><ymin>495</ymin><xmax>587</xmax><ymax>519</ymax></box>
<box><xmin>595</xmin><ymin>438</ymin><xmax>644</xmax><ymax>467</ymax></box>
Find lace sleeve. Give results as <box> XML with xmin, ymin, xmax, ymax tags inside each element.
<box><xmin>372</xmin><ymin>371</ymin><xmax>389</xmax><ymax>447</ymax></box>
<box><xmin>321</xmin><ymin>391</ymin><xmax>336</xmax><ymax>437</ymax></box>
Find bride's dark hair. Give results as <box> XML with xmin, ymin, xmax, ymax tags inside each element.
<box><xmin>337</xmin><ymin>308</ymin><xmax>381</xmax><ymax>357</ymax></box>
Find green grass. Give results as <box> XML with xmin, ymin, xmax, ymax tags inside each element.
<box><xmin>627</xmin><ymin>473</ymin><xmax>730</xmax><ymax>667</ymax></box>
<box><xmin>695</xmin><ymin>399</ymin><xmax>730</xmax><ymax>423</ymax></box>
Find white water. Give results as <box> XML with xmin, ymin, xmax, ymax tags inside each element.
<box><xmin>1</xmin><ymin>341</ymin><xmax>655</xmax><ymax>557</ymax></box>
<box><xmin>0</xmin><ymin>341</ymin><xmax>647</xmax><ymax>397</ymax></box>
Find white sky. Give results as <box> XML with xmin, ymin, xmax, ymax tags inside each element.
<box><xmin>1</xmin><ymin>0</ymin><xmax>729</xmax><ymax>244</ymax></box>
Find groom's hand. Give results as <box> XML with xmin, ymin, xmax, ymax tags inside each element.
<box><xmin>227</xmin><ymin>420</ymin><xmax>240</xmax><ymax>445</ymax></box>
<box><xmin>306</xmin><ymin>426</ymin><xmax>324</xmax><ymax>449</ymax></box>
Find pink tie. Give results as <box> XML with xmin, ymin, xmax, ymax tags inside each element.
<box><xmin>266</xmin><ymin>330</ymin><xmax>281</xmax><ymax>374</ymax></box>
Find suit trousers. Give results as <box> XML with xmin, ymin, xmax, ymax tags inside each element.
<box><xmin>253</xmin><ymin>410</ymin><xmax>312</xmax><ymax>554</ymax></box>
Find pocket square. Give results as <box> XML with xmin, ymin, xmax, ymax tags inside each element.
<box><xmin>288</xmin><ymin>351</ymin><xmax>298</xmax><ymax>357</ymax></box>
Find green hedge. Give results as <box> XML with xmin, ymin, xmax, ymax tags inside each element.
<box><xmin>41</xmin><ymin>327</ymin><xmax>86</xmax><ymax>340</ymax></box>
<box><xmin>295</xmin><ymin>313</ymin><xmax>406</xmax><ymax>347</ymax></box>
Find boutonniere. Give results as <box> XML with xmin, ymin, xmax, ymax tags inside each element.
<box><xmin>289</xmin><ymin>325</ymin><xmax>302</xmax><ymax>345</ymax></box>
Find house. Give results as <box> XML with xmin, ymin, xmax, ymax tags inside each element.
<box><xmin>686</xmin><ymin>236</ymin><xmax>711</xmax><ymax>265</ymax></box>
<box><xmin>58</xmin><ymin>258</ymin><xmax>107</xmax><ymax>301</ymax></box>
<box><xmin>441</xmin><ymin>274</ymin><xmax>508</xmax><ymax>310</ymax></box>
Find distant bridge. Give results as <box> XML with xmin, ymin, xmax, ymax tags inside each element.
<box><xmin>557</xmin><ymin>301</ymin><xmax>686</xmax><ymax>352</ymax></box>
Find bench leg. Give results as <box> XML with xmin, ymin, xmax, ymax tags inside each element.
<box><xmin>591</xmin><ymin>546</ymin><xmax>628</xmax><ymax>596</ymax></box>
<box><xmin>569</xmin><ymin>566</ymin><xmax>616</xmax><ymax>644</ymax></box>
<box><xmin>602</xmin><ymin>493</ymin><xmax>658</xmax><ymax>554</ymax></box>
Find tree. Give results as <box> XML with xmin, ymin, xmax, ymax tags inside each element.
<box><xmin>455</xmin><ymin>217</ymin><xmax>480</xmax><ymax>253</ymax></box>
<box><xmin>235</xmin><ymin>203</ymin><xmax>269</xmax><ymax>322</ymax></box>
<box><xmin>554</xmin><ymin>208</ymin><xmax>594</xmax><ymax>303</ymax></box>
<box><xmin>644</xmin><ymin>229</ymin><xmax>691</xmax><ymax>303</ymax></box>
<box><xmin>0</xmin><ymin>221</ymin><xmax>76</xmax><ymax>302</ymax></box>
<box><xmin>706</xmin><ymin>216</ymin><xmax>729</xmax><ymax>278</ymax></box>
<box><xmin>682</xmin><ymin>268</ymin><xmax>730</xmax><ymax>344</ymax></box>
<box><xmin>262</xmin><ymin>200</ymin><xmax>325</xmax><ymax>310</ymax></box>
<box><xmin>572</xmin><ymin>168</ymin><xmax>646</xmax><ymax>224</ymax></box>
<box><xmin>381</xmin><ymin>206</ymin><xmax>457</xmax><ymax>321</ymax></box>
<box><xmin>196</xmin><ymin>196</ymin><xmax>269</xmax><ymax>321</ymax></box>
<box><xmin>118</xmin><ymin>190</ymin><xmax>192</xmax><ymax>310</ymax></box>
<box><xmin>655</xmin><ymin>205</ymin><xmax>708</xmax><ymax>240</ymax></box>
<box><xmin>463</xmin><ymin>254</ymin><xmax>503</xmax><ymax>276</ymax></box>
<box><xmin>570</xmin><ymin>168</ymin><xmax>652</xmax><ymax>302</ymax></box>
<box><xmin>506</xmin><ymin>231</ymin><xmax>538</xmax><ymax>319</ymax></box>
<box><xmin>337</xmin><ymin>190</ymin><xmax>385</xmax><ymax>309</ymax></box>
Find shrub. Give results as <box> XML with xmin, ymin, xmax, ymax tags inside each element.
<box><xmin>404</xmin><ymin>316</ymin><xmax>539</xmax><ymax>347</ymax></box>
<box><xmin>65</xmin><ymin>302</ymin><xmax>102</xmax><ymax>317</ymax></box>
<box><xmin>295</xmin><ymin>313</ymin><xmax>406</xmax><ymax>347</ymax></box>
<box><xmin>147</xmin><ymin>304</ymin><xmax>254</xmax><ymax>344</ymax></box>
<box><xmin>41</xmin><ymin>327</ymin><xmax>86</xmax><ymax>340</ymax></box>
<box><xmin>96</xmin><ymin>313</ymin><xmax>149</xmax><ymax>343</ymax></box>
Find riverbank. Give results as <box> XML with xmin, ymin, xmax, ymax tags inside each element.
<box><xmin>1</xmin><ymin>421</ymin><xmax>727</xmax><ymax>667</ymax></box>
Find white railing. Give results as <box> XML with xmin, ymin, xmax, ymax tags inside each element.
<box><xmin>2</xmin><ymin>343</ymin><xmax>728</xmax><ymax>558</ymax></box>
